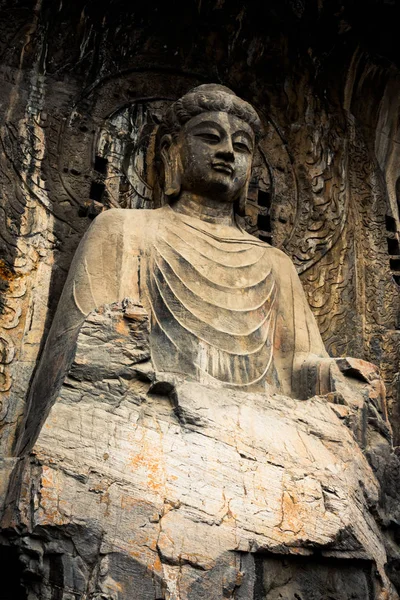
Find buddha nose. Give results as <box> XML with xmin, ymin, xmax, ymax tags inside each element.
<box><xmin>215</xmin><ymin>138</ymin><xmax>234</xmax><ymax>162</ymax></box>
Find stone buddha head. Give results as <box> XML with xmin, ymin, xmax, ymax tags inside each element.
<box><xmin>156</xmin><ymin>84</ymin><xmax>263</xmax><ymax>215</ymax></box>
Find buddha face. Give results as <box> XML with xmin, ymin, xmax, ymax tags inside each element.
<box><xmin>162</xmin><ymin>111</ymin><xmax>255</xmax><ymax>202</ymax></box>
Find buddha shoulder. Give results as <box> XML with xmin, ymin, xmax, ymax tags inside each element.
<box><xmin>75</xmin><ymin>208</ymin><xmax>162</xmax><ymax>265</ymax></box>
<box><xmin>242</xmin><ymin>231</ymin><xmax>299</xmax><ymax>278</ymax></box>
<box><xmin>86</xmin><ymin>207</ymin><xmax>155</xmax><ymax>243</ymax></box>
<box><xmin>68</xmin><ymin>208</ymin><xmax>158</xmax><ymax>315</ymax></box>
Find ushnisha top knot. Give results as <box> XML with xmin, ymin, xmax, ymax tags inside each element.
<box><xmin>157</xmin><ymin>83</ymin><xmax>263</xmax><ymax>144</ymax></box>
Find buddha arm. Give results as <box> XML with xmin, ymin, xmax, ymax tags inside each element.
<box><xmin>269</xmin><ymin>248</ymin><xmax>331</xmax><ymax>399</ymax></box>
<box><xmin>16</xmin><ymin>209</ymin><xmax>143</xmax><ymax>455</ymax></box>
<box><xmin>287</xmin><ymin>258</ymin><xmax>333</xmax><ymax>398</ymax></box>
<box><xmin>272</xmin><ymin>250</ymin><xmax>388</xmax><ymax>419</ymax></box>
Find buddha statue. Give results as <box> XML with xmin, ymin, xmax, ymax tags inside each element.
<box><xmin>16</xmin><ymin>84</ymin><xmax>361</xmax><ymax>453</ymax></box>
<box><xmin>7</xmin><ymin>85</ymin><xmax>396</xmax><ymax>600</ymax></box>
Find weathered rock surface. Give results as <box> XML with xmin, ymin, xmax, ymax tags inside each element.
<box><xmin>0</xmin><ymin>0</ymin><xmax>399</xmax><ymax>465</ymax></box>
<box><xmin>1</xmin><ymin>2</ymin><xmax>400</xmax><ymax>598</ymax></box>
<box><xmin>2</xmin><ymin>302</ymin><xmax>399</xmax><ymax>598</ymax></box>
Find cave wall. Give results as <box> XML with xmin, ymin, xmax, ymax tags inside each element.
<box><xmin>0</xmin><ymin>0</ymin><xmax>399</xmax><ymax>456</ymax></box>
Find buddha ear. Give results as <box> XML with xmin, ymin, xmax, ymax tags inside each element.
<box><xmin>160</xmin><ymin>134</ymin><xmax>182</xmax><ymax>197</ymax></box>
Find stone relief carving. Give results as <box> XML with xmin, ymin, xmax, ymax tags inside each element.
<box><xmin>54</xmin><ymin>75</ymin><xmax>398</xmax><ymax>410</ymax></box>
<box><xmin>0</xmin><ymin>61</ymin><xmax>391</xmax><ymax>440</ymax></box>
<box><xmin>19</xmin><ymin>83</ymin><xmax>355</xmax><ymax>451</ymax></box>
<box><xmin>0</xmin><ymin>0</ymin><xmax>398</xmax><ymax>593</ymax></box>
<box><xmin>60</xmin><ymin>94</ymin><xmax>297</xmax><ymax>244</ymax></box>
<box><xmin>0</xmin><ymin>81</ymin><xmax>399</xmax><ymax>599</ymax></box>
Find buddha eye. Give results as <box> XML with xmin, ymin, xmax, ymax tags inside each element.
<box><xmin>196</xmin><ymin>132</ymin><xmax>221</xmax><ymax>144</ymax></box>
<box><xmin>233</xmin><ymin>141</ymin><xmax>251</xmax><ymax>153</ymax></box>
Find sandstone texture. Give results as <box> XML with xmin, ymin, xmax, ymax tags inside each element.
<box><xmin>0</xmin><ymin>0</ymin><xmax>399</xmax><ymax>460</ymax></box>
<box><xmin>1</xmin><ymin>2</ymin><xmax>400</xmax><ymax>598</ymax></box>
<box><xmin>1</xmin><ymin>302</ymin><xmax>399</xmax><ymax>598</ymax></box>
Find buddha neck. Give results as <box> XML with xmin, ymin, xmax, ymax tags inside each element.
<box><xmin>170</xmin><ymin>192</ymin><xmax>235</xmax><ymax>226</ymax></box>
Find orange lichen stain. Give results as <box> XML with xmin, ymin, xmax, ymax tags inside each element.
<box><xmin>120</xmin><ymin>495</ymin><xmax>154</xmax><ymax>512</ymax></box>
<box><xmin>41</xmin><ymin>467</ymin><xmax>54</xmax><ymax>488</ymax></box>
<box><xmin>280</xmin><ymin>490</ymin><xmax>304</xmax><ymax>535</ymax></box>
<box><xmin>148</xmin><ymin>538</ymin><xmax>158</xmax><ymax>552</ymax></box>
<box><xmin>0</xmin><ymin>260</ymin><xmax>16</xmax><ymax>282</ymax></box>
<box><xmin>129</xmin><ymin>439</ymin><xmax>165</xmax><ymax>492</ymax></box>
<box><xmin>38</xmin><ymin>466</ymin><xmax>68</xmax><ymax>526</ymax></box>
<box><xmin>102</xmin><ymin>580</ymin><xmax>123</xmax><ymax>594</ymax></box>
<box><xmin>148</xmin><ymin>461</ymin><xmax>165</xmax><ymax>491</ymax></box>
<box><xmin>127</xmin><ymin>546</ymin><xmax>146</xmax><ymax>562</ymax></box>
<box><xmin>151</xmin><ymin>554</ymin><xmax>163</xmax><ymax>575</ymax></box>
<box><xmin>123</xmin><ymin>537</ymin><xmax>158</xmax><ymax>569</ymax></box>
<box><xmin>115</xmin><ymin>318</ymin><xmax>130</xmax><ymax>336</ymax></box>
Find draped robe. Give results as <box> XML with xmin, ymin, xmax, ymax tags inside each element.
<box><xmin>18</xmin><ymin>205</ymin><xmax>330</xmax><ymax>453</ymax></box>
<box><xmin>149</xmin><ymin>207</ymin><xmax>278</xmax><ymax>388</ymax></box>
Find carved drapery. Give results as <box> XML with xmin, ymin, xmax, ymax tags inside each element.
<box><xmin>0</xmin><ymin>1</ymin><xmax>399</xmax><ymax>457</ymax></box>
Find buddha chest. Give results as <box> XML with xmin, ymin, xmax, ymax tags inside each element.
<box><xmin>147</xmin><ymin>208</ymin><xmax>279</xmax><ymax>388</ymax></box>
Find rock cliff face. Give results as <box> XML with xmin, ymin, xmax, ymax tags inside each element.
<box><xmin>1</xmin><ymin>301</ymin><xmax>398</xmax><ymax>598</ymax></box>
<box><xmin>1</xmin><ymin>0</ymin><xmax>400</xmax><ymax>597</ymax></box>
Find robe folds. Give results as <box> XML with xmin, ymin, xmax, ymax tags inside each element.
<box><xmin>18</xmin><ymin>206</ymin><xmax>329</xmax><ymax>453</ymax></box>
